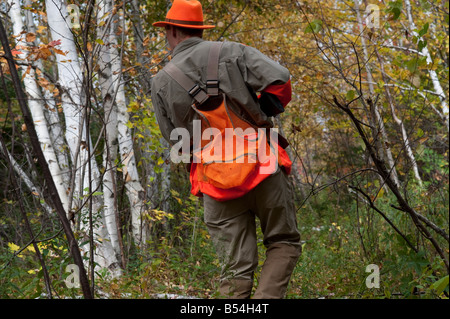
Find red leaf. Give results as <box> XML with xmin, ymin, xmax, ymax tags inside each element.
<box><xmin>11</xmin><ymin>49</ymin><xmax>23</xmax><ymax>56</ymax></box>
<box><xmin>48</xmin><ymin>39</ymin><xmax>62</xmax><ymax>47</ymax></box>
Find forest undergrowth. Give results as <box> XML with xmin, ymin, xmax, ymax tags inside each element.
<box><xmin>2</xmin><ymin>176</ymin><xmax>447</xmax><ymax>299</ymax></box>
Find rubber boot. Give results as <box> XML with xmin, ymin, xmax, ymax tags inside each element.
<box><xmin>218</xmin><ymin>278</ymin><xmax>253</xmax><ymax>299</ymax></box>
<box><xmin>253</xmin><ymin>243</ymin><xmax>302</xmax><ymax>299</ymax></box>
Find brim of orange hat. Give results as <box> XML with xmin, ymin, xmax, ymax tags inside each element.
<box><xmin>153</xmin><ymin>20</ymin><xmax>215</xmax><ymax>29</ymax></box>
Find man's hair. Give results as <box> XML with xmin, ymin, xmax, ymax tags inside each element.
<box><xmin>175</xmin><ymin>26</ymin><xmax>204</xmax><ymax>39</ymax></box>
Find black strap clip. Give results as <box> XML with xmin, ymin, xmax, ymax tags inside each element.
<box><xmin>206</xmin><ymin>80</ymin><xmax>219</xmax><ymax>96</ymax></box>
<box><xmin>188</xmin><ymin>84</ymin><xmax>202</xmax><ymax>97</ymax></box>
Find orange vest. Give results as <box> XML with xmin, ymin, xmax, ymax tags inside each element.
<box><xmin>164</xmin><ymin>42</ymin><xmax>292</xmax><ymax>201</ymax></box>
<box><xmin>189</xmin><ymin>139</ymin><xmax>292</xmax><ymax>201</ymax></box>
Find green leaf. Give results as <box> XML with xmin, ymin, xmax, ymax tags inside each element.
<box><xmin>95</xmin><ymin>39</ymin><xmax>104</xmax><ymax>45</ymax></box>
<box><xmin>405</xmin><ymin>57</ymin><xmax>426</xmax><ymax>73</ymax></box>
<box><xmin>391</xmin><ymin>7</ymin><xmax>401</xmax><ymax>20</ymax></box>
<box><xmin>346</xmin><ymin>90</ymin><xmax>356</xmax><ymax>101</ymax></box>
<box><xmin>418</xmin><ymin>39</ymin><xmax>427</xmax><ymax>52</ymax></box>
<box><xmin>405</xmin><ymin>59</ymin><xmax>418</xmax><ymax>73</ymax></box>
<box><xmin>417</xmin><ymin>128</ymin><xmax>424</xmax><ymax>138</ymax></box>
<box><xmin>386</xmin><ymin>0</ymin><xmax>403</xmax><ymax>20</ymax></box>
<box><xmin>430</xmin><ymin>275</ymin><xmax>449</xmax><ymax>296</ymax></box>
<box><xmin>418</xmin><ymin>22</ymin><xmax>429</xmax><ymax>38</ymax></box>
<box><xmin>305</xmin><ymin>19</ymin><xmax>323</xmax><ymax>34</ymax></box>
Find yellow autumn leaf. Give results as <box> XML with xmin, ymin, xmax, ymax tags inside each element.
<box><xmin>8</xmin><ymin>242</ymin><xmax>24</xmax><ymax>258</ymax></box>
<box><xmin>378</xmin><ymin>187</ymin><xmax>385</xmax><ymax>199</ymax></box>
<box><xmin>8</xmin><ymin>242</ymin><xmax>20</xmax><ymax>252</ymax></box>
<box><xmin>36</xmin><ymin>25</ymin><xmax>46</xmax><ymax>34</ymax></box>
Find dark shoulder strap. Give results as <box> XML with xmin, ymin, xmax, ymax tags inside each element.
<box><xmin>206</xmin><ymin>41</ymin><xmax>222</xmax><ymax>96</ymax></box>
<box><xmin>164</xmin><ymin>63</ymin><xmax>209</xmax><ymax>104</ymax></box>
<box><xmin>163</xmin><ymin>41</ymin><xmax>223</xmax><ymax>104</ymax></box>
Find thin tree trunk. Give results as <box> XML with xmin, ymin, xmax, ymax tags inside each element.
<box><xmin>97</xmin><ymin>0</ymin><xmax>126</xmax><ymax>267</ymax></box>
<box><xmin>0</xmin><ymin>146</ymin><xmax>54</xmax><ymax>217</ymax></box>
<box><xmin>333</xmin><ymin>96</ymin><xmax>449</xmax><ymax>273</ymax></box>
<box><xmin>374</xmin><ymin>47</ymin><xmax>423</xmax><ymax>186</ymax></box>
<box><xmin>23</xmin><ymin>0</ymin><xmax>70</xmax><ymax>187</ymax></box>
<box><xmin>8</xmin><ymin>0</ymin><xmax>70</xmax><ymax>211</ymax></box>
<box><xmin>0</xmin><ymin>17</ymin><xmax>94</xmax><ymax>299</ymax></box>
<box><xmin>45</xmin><ymin>0</ymin><xmax>120</xmax><ymax>276</ymax></box>
<box><xmin>159</xmin><ymin>140</ymin><xmax>171</xmax><ymax>215</ymax></box>
<box><xmin>355</xmin><ymin>0</ymin><xmax>400</xmax><ymax>187</ymax></box>
<box><xmin>109</xmin><ymin>0</ymin><xmax>146</xmax><ymax>246</ymax></box>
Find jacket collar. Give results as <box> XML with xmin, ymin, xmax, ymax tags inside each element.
<box><xmin>172</xmin><ymin>37</ymin><xmax>204</xmax><ymax>57</ymax></box>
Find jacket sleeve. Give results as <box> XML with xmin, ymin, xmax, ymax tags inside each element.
<box><xmin>151</xmin><ymin>82</ymin><xmax>177</xmax><ymax>145</ymax></box>
<box><xmin>239</xmin><ymin>44</ymin><xmax>292</xmax><ymax>107</ymax></box>
<box><xmin>261</xmin><ymin>79</ymin><xmax>292</xmax><ymax>107</ymax></box>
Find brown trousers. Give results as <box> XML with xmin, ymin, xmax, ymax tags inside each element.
<box><xmin>203</xmin><ymin>167</ymin><xmax>302</xmax><ymax>299</ymax></box>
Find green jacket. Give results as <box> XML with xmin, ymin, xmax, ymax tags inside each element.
<box><xmin>151</xmin><ymin>37</ymin><xmax>290</xmax><ymax>144</ymax></box>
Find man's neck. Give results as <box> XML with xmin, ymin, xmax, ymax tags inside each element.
<box><xmin>172</xmin><ymin>37</ymin><xmax>204</xmax><ymax>57</ymax></box>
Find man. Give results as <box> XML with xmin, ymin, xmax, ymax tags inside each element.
<box><xmin>151</xmin><ymin>0</ymin><xmax>301</xmax><ymax>299</ymax></box>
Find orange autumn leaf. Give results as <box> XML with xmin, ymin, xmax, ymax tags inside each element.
<box><xmin>11</xmin><ymin>49</ymin><xmax>23</xmax><ymax>56</ymax></box>
<box><xmin>26</xmin><ymin>32</ymin><xmax>36</xmax><ymax>42</ymax></box>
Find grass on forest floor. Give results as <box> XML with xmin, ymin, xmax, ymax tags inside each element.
<box><xmin>2</xmin><ymin>196</ymin><xmax>447</xmax><ymax>299</ymax></box>
<box><xmin>97</xmin><ymin>217</ymin><xmax>387</xmax><ymax>299</ymax></box>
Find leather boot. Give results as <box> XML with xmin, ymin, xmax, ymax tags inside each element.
<box><xmin>218</xmin><ymin>278</ymin><xmax>254</xmax><ymax>299</ymax></box>
<box><xmin>253</xmin><ymin>243</ymin><xmax>301</xmax><ymax>299</ymax></box>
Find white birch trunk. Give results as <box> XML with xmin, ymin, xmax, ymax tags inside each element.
<box><xmin>8</xmin><ymin>0</ymin><xmax>70</xmax><ymax>212</ymax></box>
<box><xmin>45</xmin><ymin>0</ymin><xmax>120</xmax><ymax>276</ymax></box>
<box><xmin>356</xmin><ymin>0</ymin><xmax>400</xmax><ymax>187</ymax></box>
<box><xmin>375</xmin><ymin>50</ymin><xmax>423</xmax><ymax>186</ymax></box>
<box><xmin>97</xmin><ymin>0</ymin><xmax>121</xmax><ymax>258</ymax></box>
<box><xmin>108</xmin><ymin>3</ymin><xmax>146</xmax><ymax>246</ymax></box>
<box><xmin>117</xmin><ymin>80</ymin><xmax>147</xmax><ymax>246</ymax></box>
<box><xmin>404</xmin><ymin>0</ymin><xmax>449</xmax><ymax>129</ymax></box>
<box><xmin>23</xmin><ymin>0</ymin><xmax>70</xmax><ymax>188</ymax></box>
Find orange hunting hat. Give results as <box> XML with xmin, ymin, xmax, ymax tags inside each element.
<box><xmin>153</xmin><ymin>0</ymin><xmax>215</xmax><ymax>29</ymax></box>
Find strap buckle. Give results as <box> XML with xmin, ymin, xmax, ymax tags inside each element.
<box><xmin>189</xmin><ymin>84</ymin><xmax>209</xmax><ymax>105</ymax></box>
<box><xmin>188</xmin><ymin>84</ymin><xmax>202</xmax><ymax>97</ymax></box>
<box><xmin>206</xmin><ymin>80</ymin><xmax>219</xmax><ymax>95</ymax></box>
<box><xmin>206</xmin><ymin>80</ymin><xmax>219</xmax><ymax>88</ymax></box>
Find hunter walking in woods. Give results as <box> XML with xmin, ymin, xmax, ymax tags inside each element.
<box><xmin>151</xmin><ymin>0</ymin><xmax>301</xmax><ymax>299</ymax></box>
<box><xmin>2</xmin><ymin>0</ymin><xmax>448</xmax><ymax>302</ymax></box>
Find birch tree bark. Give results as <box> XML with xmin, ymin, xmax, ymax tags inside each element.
<box><xmin>45</xmin><ymin>0</ymin><xmax>120</xmax><ymax>276</ymax></box>
<box><xmin>159</xmin><ymin>141</ymin><xmax>171</xmax><ymax>215</ymax></box>
<box><xmin>23</xmin><ymin>0</ymin><xmax>70</xmax><ymax>187</ymax></box>
<box><xmin>375</xmin><ymin>49</ymin><xmax>423</xmax><ymax>186</ymax></box>
<box><xmin>97</xmin><ymin>0</ymin><xmax>128</xmax><ymax>268</ymax></box>
<box><xmin>355</xmin><ymin>0</ymin><xmax>400</xmax><ymax>187</ymax></box>
<box><xmin>108</xmin><ymin>1</ymin><xmax>146</xmax><ymax>246</ymax></box>
<box><xmin>7</xmin><ymin>0</ymin><xmax>70</xmax><ymax>212</ymax></box>
<box><xmin>96</xmin><ymin>0</ymin><xmax>146</xmax><ymax>248</ymax></box>
<box><xmin>97</xmin><ymin>0</ymin><xmax>120</xmax><ymax>258</ymax></box>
